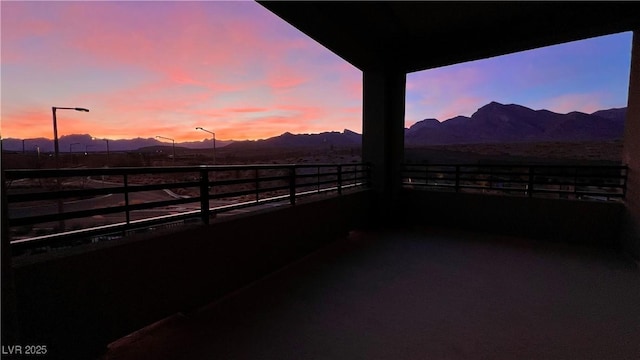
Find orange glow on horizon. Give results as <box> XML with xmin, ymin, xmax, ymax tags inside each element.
<box><xmin>0</xmin><ymin>109</ymin><xmax>361</xmax><ymax>142</ymax></box>
<box><xmin>2</xmin><ymin>1</ymin><xmax>363</xmax><ymax>143</ymax></box>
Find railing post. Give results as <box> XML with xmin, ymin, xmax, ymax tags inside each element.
<box><xmin>425</xmin><ymin>166</ymin><xmax>429</xmax><ymax>187</ymax></box>
<box><xmin>289</xmin><ymin>166</ymin><xmax>296</xmax><ymax>206</ymax></box>
<box><xmin>255</xmin><ymin>168</ymin><xmax>260</xmax><ymax>203</ymax></box>
<box><xmin>489</xmin><ymin>166</ymin><xmax>493</xmax><ymax>190</ymax></box>
<box><xmin>199</xmin><ymin>169</ymin><xmax>210</xmax><ymax>225</ymax></box>
<box><xmin>337</xmin><ymin>165</ymin><xmax>342</xmax><ymax>195</ymax></box>
<box><xmin>528</xmin><ymin>166</ymin><xmax>534</xmax><ymax>197</ymax></box>
<box><xmin>622</xmin><ymin>166</ymin><xmax>628</xmax><ymax>198</ymax></box>
<box><xmin>124</xmin><ymin>174</ymin><xmax>131</xmax><ymax>225</ymax></box>
<box><xmin>573</xmin><ymin>167</ymin><xmax>578</xmax><ymax>199</ymax></box>
<box><xmin>455</xmin><ymin>165</ymin><xmax>460</xmax><ymax>193</ymax></box>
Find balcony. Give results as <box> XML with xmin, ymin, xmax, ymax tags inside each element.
<box><xmin>4</xmin><ymin>3</ymin><xmax>640</xmax><ymax>359</ymax></box>
<box><xmin>2</xmin><ymin>162</ymin><xmax>637</xmax><ymax>359</ymax></box>
<box><xmin>101</xmin><ymin>227</ymin><xmax>639</xmax><ymax>360</ymax></box>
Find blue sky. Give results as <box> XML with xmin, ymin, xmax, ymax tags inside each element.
<box><xmin>406</xmin><ymin>31</ymin><xmax>633</xmax><ymax>125</ymax></box>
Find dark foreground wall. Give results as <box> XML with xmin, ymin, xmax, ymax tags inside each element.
<box><xmin>10</xmin><ymin>191</ymin><xmax>372</xmax><ymax>359</ymax></box>
<box><xmin>621</xmin><ymin>30</ymin><xmax>640</xmax><ymax>260</ymax></box>
<box><xmin>400</xmin><ymin>190</ymin><xmax>625</xmax><ymax>248</ymax></box>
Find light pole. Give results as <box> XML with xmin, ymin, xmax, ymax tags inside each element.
<box><xmin>156</xmin><ymin>136</ymin><xmax>175</xmax><ymax>164</ymax></box>
<box><xmin>93</xmin><ymin>138</ymin><xmax>110</xmax><ymax>166</ymax></box>
<box><xmin>195</xmin><ymin>127</ymin><xmax>216</xmax><ymax>165</ymax></box>
<box><xmin>51</xmin><ymin>106</ymin><xmax>88</xmax><ymax>232</ymax></box>
<box><xmin>70</xmin><ymin>142</ymin><xmax>81</xmax><ymax>153</ymax></box>
<box><xmin>22</xmin><ymin>138</ymin><xmax>35</xmax><ymax>154</ymax></box>
<box><xmin>52</xmin><ymin>106</ymin><xmax>89</xmax><ymax>167</ymax></box>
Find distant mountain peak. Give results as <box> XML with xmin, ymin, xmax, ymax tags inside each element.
<box><xmin>444</xmin><ymin>115</ymin><xmax>471</xmax><ymax>123</ymax></box>
<box><xmin>405</xmin><ymin>101</ymin><xmax>626</xmax><ymax>146</ymax></box>
<box><xmin>410</xmin><ymin>118</ymin><xmax>440</xmax><ymax>130</ymax></box>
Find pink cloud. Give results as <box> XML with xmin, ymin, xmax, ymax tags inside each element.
<box><xmin>229</xmin><ymin>107</ymin><xmax>268</xmax><ymax>113</ymax></box>
<box><xmin>2</xmin><ymin>1</ymin><xmax>363</xmax><ymax>143</ymax></box>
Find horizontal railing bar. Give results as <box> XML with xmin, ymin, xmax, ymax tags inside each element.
<box><xmin>532</xmin><ymin>188</ymin><xmax>624</xmax><ymax>196</ymax></box>
<box><xmin>207</xmin><ymin>190</ymin><xmax>257</xmax><ymax>200</ymax></box>
<box><xmin>401</xmin><ymin>162</ymin><xmax>627</xmax><ymax>202</ymax></box>
<box><xmin>8</xmin><ymin>187</ymin><xmax>120</xmax><ymax>202</ymax></box>
<box><xmin>9</xmin><ymin>184</ymin><xmax>371</xmax><ymax>250</ymax></box>
<box><xmin>294</xmin><ymin>172</ymin><xmax>340</xmax><ymax>180</ymax></box>
<box><xmin>125</xmin><ymin>181</ymin><xmax>202</xmax><ymax>192</ymax></box>
<box><xmin>209</xmin><ymin>177</ymin><xmax>269</xmax><ymax>187</ymax></box>
<box><xmin>406</xmin><ymin>169</ymin><xmax>627</xmax><ymax>178</ymax></box>
<box><xmin>296</xmin><ymin>179</ymin><xmax>342</xmax><ymax>187</ymax></box>
<box><xmin>5</xmin><ymin>163</ymin><xmax>371</xmax><ymax>180</ymax></box>
<box><xmin>403</xmin><ymin>163</ymin><xmax>627</xmax><ymax>169</ymax></box>
<box><xmin>254</xmin><ymin>185</ymin><xmax>290</xmax><ymax>194</ymax></box>
<box><xmin>406</xmin><ymin>176</ymin><xmax>626</xmax><ymax>186</ymax></box>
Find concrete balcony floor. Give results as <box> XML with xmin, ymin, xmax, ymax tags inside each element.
<box><xmin>101</xmin><ymin>227</ymin><xmax>640</xmax><ymax>360</ymax></box>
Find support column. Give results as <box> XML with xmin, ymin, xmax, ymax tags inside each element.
<box><xmin>362</xmin><ymin>70</ymin><xmax>406</xmax><ymax>223</ymax></box>
<box><xmin>622</xmin><ymin>30</ymin><xmax>640</xmax><ymax>259</ymax></box>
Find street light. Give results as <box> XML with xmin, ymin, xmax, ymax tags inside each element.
<box><xmin>156</xmin><ymin>135</ymin><xmax>175</xmax><ymax>164</ymax></box>
<box><xmin>20</xmin><ymin>138</ymin><xmax>37</xmax><ymax>154</ymax></box>
<box><xmin>85</xmin><ymin>144</ymin><xmax>96</xmax><ymax>154</ymax></box>
<box><xmin>52</xmin><ymin>106</ymin><xmax>89</xmax><ymax>167</ymax></box>
<box><xmin>70</xmin><ymin>142</ymin><xmax>81</xmax><ymax>153</ymax></box>
<box><xmin>93</xmin><ymin>137</ymin><xmax>110</xmax><ymax>166</ymax></box>
<box><xmin>51</xmin><ymin>106</ymin><xmax>88</xmax><ymax>232</ymax></box>
<box><xmin>195</xmin><ymin>127</ymin><xmax>216</xmax><ymax>165</ymax></box>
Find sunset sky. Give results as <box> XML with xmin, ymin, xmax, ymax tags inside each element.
<box><xmin>1</xmin><ymin>1</ymin><xmax>633</xmax><ymax>142</ymax></box>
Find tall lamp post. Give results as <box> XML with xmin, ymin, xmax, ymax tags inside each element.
<box><xmin>156</xmin><ymin>136</ymin><xmax>175</xmax><ymax>164</ymax></box>
<box><xmin>22</xmin><ymin>139</ymin><xmax>35</xmax><ymax>154</ymax></box>
<box><xmin>93</xmin><ymin>137</ymin><xmax>110</xmax><ymax>166</ymax></box>
<box><xmin>52</xmin><ymin>106</ymin><xmax>89</xmax><ymax>232</ymax></box>
<box><xmin>195</xmin><ymin>127</ymin><xmax>216</xmax><ymax>165</ymax></box>
<box><xmin>52</xmin><ymin>106</ymin><xmax>89</xmax><ymax>167</ymax></box>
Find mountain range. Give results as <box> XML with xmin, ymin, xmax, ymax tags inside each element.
<box><xmin>1</xmin><ymin>102</ymin><xmax>626</xmax><ymax>153</ymax></box>
<box><xmin>405</xmin><ymin>101</ymin><xmax>625</xmax><ymax>146</ymax></box>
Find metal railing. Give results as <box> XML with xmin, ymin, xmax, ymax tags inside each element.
<box><xmin>402</xmin><ymin>163</ymin><xmax>627</xmax><ymax>201</ymax></box>
<box><xmin>3</xmin><ymin>163</ymin><xmax>371</xmax><ymax>253</ymax></box>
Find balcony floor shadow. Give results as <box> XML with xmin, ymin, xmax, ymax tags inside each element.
<box><xmin>101</xmin><ymin>227</ymin><xmax>640</xmax><ymax>360</ymax></box>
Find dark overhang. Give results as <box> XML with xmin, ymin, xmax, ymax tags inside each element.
<box><xmin>259</xmin><ymin>2</ymin><xmax>640</xmax><ymax>73</ymax></box>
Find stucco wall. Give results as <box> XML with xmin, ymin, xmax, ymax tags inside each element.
<box><xmin>400</xmin><ymin>190</ymin><xmax>625</xmax><ymax>248</ymax></box>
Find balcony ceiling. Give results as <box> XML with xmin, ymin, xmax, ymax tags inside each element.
<box><xmin>258</xmin><ymin>2</ymin><xmax>640</xmax><ymax>73</ymax></box>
